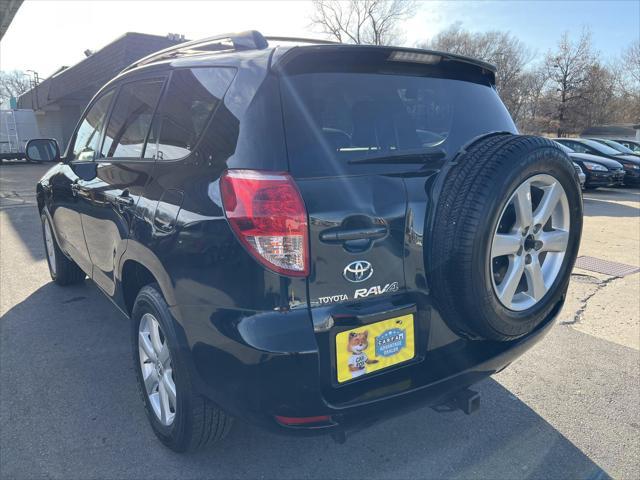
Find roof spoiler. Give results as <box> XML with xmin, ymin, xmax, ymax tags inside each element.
<box><xmin>121</xmin><ymin>30</ymin><xmax>269</xmax><ymax>73</ymax></box>
<box><xmin>264</xmin><ymin>36</ymin><xmax>338</xmax><ymax>45</ymax></box>
<box><xmin>273</xmin><ymin>45</ymin><xmax>497</xmax><ymax>85</ymax></box>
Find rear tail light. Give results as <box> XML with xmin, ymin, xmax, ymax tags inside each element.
<box><xmin>220</xmin><ymin>169</ymin><xmax>309</xmax><ymax>277</ymax></box>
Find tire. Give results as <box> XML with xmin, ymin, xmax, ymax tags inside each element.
<box><xmin>428</xmin><ymin>134</ymin><xmax>582</xmax><ymax>341</ymax></box>
<box><xmin>131</xmin><ymin>284</ymin><xmax>233</xmax><ymax>452</ymax></box>
<box><xmin>41</xmin><ymin>212</ymin><xmax>86</xmax><ymax>286</ymax></box>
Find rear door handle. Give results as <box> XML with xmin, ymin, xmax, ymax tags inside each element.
<box><xmin>70</xmin><ymin>181</ymin><xmax>90</xmax><ymax>199</ymax></box>
<box><xmin>114</xmin><ymin>191</ymin><xmax>134</xmax><ymax>208</ymax></box>
<box><xmin>115</xmin><ymin>195</ymin><xmax>134</xmax><ymax>206</ymax></box>
<box><xmin>320</xmin><ymin>226</ymin><xmax>388</xmax><ymax>243</ymax></box>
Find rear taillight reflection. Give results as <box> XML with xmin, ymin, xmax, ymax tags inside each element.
<box><xmin>274</xmin><ymin>415</ymin><xmax>332</xmax><ymax>426</ymax></box>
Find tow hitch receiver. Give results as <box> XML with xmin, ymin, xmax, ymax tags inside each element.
<box><xmin>432</xmin><ymin>388</ymin><xmax>481</xmax><ymax>415</ymax></box>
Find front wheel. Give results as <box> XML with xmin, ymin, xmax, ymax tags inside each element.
<box><xmin>131</xmin><ymin>285</ymin><xmax>233</xmax><ymax>452</ymax></box>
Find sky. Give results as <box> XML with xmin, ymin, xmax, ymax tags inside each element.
<box><xmin>0</xmin><ymin>0</ymin><xmax>638</xmax><ymax>78</ymax></box>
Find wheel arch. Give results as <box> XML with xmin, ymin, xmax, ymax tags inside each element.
<box><xmin>117</xmin><ymin>240</ymin><xmax>177</xmax><ymax>315</ymax></box>
<box><xmin>38</xmin><ymin>204</ymin><xmax>66</xmax><ymax>254</ymax></box>
<box><xmin>36</xmin><ymin>184</ymin><xmax>45</xmax><ymax>213</ymax></box>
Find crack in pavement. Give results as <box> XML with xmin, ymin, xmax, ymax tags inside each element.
<box><xmin>561</xmin><ymin>274</ymin><xmax>620</xmax><ymax>326</ymax></box>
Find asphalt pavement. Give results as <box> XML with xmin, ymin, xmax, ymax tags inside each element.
<box><xmin>1</xmin><ymin>162</ymin><xmax>638</xmax><ymax>479</ymax></box>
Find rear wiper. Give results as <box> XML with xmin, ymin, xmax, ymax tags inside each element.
<box><xmin>347</xmin><ymin>149</ymin><xmax>446</xmax><ymax>165</ymax></box>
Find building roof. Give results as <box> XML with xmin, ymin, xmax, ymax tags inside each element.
<box><xmin>0</xmin><ymin>0</ymin><xmax>23</xmax><ymax>40</ymax></box>
<box><xmin>18</xmin><ymin>32</ymin><xmax>182</xmax><ymax>110</ymax></box>
<box><xmin>581</xmin><ymin>124</ymin><xmax>640</xmax><ymax>138</ymax></box>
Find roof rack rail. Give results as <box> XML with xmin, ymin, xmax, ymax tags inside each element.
<box><xmin>122</xmin><ymin>30</ymin><xmax>269</xmax><ymax>73</ymax></box>
<box><xmin>264</xmin><ymin>36</ymin><xmax>339</xmax><ymax>45</ymax></box>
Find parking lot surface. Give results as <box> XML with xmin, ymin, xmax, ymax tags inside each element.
<box><xmin>1</xmin><ymin>163</ymin><xmax>638</xmax><ymax>479</ymax></box>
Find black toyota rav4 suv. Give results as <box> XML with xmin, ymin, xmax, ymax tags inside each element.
<box><xmin>29</xmin><ymin>31</ymin><xmax>582</xmax><ymax>452</ymax></box>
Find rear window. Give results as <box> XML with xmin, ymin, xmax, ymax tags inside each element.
<box><xmin>281</xmin><ymin>72</ymin><xmax>515</xmax><ymax>177</ymax></box>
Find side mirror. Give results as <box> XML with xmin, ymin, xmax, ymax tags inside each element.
<box><xmin>25</xmin><ymin>138</ymin><xmax>61</xmax><ymax>163</ymax></box>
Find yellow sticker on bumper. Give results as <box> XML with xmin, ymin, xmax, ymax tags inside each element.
<box><xmin>335</xmin><ymin>314</ymin><xmax>415</xmax><ymax>383</ymax></box>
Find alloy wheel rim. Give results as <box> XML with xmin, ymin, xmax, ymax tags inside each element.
<box><xmin>490</xmin><ymin>174</ymin><xmax>570</xmax><ymax>311</ymax></box>
<box><xmin>44</xmin><ymin>219</ymin><xmax>57</xmax><ymax>276</ymax></box>
<box><xmin>138</xmin><ymin>313</ymin><xmax>176</xmax><ymax>426</ymax></box>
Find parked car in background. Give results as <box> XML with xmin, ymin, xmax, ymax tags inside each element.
<box><xmin>554</xmin><ymin>138</ymin><xmax>640</xmax><ymax>186</ymax></box>
<box><xmin>554</xmin><ymin>141</ymin><xmax>624</xmax><ymax>189</ymax></box>
<box><xmin>588</xmin><ymin>138</ymin><xmax>640</xmax><ymax>157</ymax></box>
<box><xmin>572</xmin><ymin>161</ymin><xmax>586</xmax><ymax>189</ymax></box>
<box><xmin>612</xmin><ymin>139</ymin><xmax>640</xmax><ymax>153</ymax></box>
<box><xmin>29</xmin><ymin>31</ymin><xmax>583</xmax><ymax>452</ymax></box>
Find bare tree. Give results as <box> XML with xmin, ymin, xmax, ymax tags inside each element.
<box><xmin>514</xmin><ymin>67</ymin><xmax>550</xmax><ymax>134</ymax></box>
<box><xmin>621</xmin><ymin>40</ymin><xmax>640</xmax><ymax>86</ymax></box>
<box><xmin>613</xmin><ymin>40</ymin><xmax>640</xmax><ymax>122</ymax></box>
<box><xmin>579</xmin><ymin>62</ymin><xmax>618</xmax><ymax>127</ymax></box>
<box><xmin>544</xmin><ymin>29</ymin><xmax>596</xmax><ymax>136</ymax></box>
<box><xmin>309</xmin><ymin>0</ymin><xmax>417</xmax><ymax>45</ymax></box>
<box><xmin>0</xmin><ymin>71</ymin><xmax>31</xmax><ymax>108</ymax></box>
<box><xmin>425</xmin><ymin>24</ymin><xmax>534</xmax><ymax>119</ymax></box>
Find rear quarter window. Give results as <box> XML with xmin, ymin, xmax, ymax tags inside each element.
<box><xmin>281</xmin><ymin>72</ymin><xmax>516</xmax><ymax>177</ymax></box>
<box><xmin>148</xmin><ymin>67</ymin><xmax>236</xmax><ymax>161</ymax></box>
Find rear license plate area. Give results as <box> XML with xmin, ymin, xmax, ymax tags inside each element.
<box><xmin>335</xmin><ymin>314</ymin><xmax>415</xmax><ymax>383</ymax></box>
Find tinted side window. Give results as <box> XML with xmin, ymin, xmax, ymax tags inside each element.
<box><xmin>566</xmin><ymin>141</ymin><xmax>588</xmax><ymax>153</ymax></box>
<box><xmin>101</xmin><ymin>79</ymin><xmax>165</xmax><ymax>159</ymax></box>
<box><xmin>149</xmin><ymin>67</ymin><xmax>235</xmax><ymax>160</ymax></box>
<box><xmin>71</xmin><ymin>90</ymin><xmax>114</xmax><ymax>161</ymax></box>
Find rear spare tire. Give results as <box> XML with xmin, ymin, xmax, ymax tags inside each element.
<box><xmin>428</xmin><ymin>134</ymin><xmax>582</xmax><ymax>341</ymax></box>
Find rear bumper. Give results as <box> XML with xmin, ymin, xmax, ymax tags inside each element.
<box><xmin>173</xmin><ymin>297</ymin><xmax>561</xmax><ymax>436</ymax></box>
<box><xmin>276</xmin><ymin>311</ymin><xmax>557</xmax><ymax>436</ymax></box>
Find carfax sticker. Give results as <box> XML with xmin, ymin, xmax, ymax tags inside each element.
<box><xmin>335</xmin><ymin>314</ymin><xmax>415</xmax><ymax>383</ymax></box>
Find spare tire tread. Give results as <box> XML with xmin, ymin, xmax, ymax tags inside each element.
<box><xmin>430</xmin><ymin>134</ymin><xmax>518</xmax><ymax>338</ymax></box>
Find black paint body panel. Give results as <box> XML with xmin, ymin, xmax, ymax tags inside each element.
<box><xmin>35</xmin><ymin>44</ymin><xmax>558</xmax><ymax>435</ymax></box>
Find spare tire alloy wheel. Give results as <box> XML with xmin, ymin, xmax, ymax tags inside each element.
<box><xmin>428</xmin><ymin>134</ymin><xmax>582</xmax><ymax>341</ymax></box>
<box><xmin>138</xmin><ymin>313</ymin><xmax>176</xmax><ymax>426</ymax></box>
<box><xmin>491</xmin><ymin>174</ymin><xmax>570</xmax><ymax>311</ymax></box>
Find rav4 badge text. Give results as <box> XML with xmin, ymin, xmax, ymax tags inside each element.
<box><xmin>317</xmin><ymin>282</ymin><xmax>399</xmax><ymax>305</ymax></box>
<box><xmin>355</xmin><ymin>282</ymin><xmax>399</xmax><ymax>298</ymax></box>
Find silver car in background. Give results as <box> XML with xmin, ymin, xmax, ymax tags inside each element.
<box><xmin>573</xmin><ymin>161</ymin><xmax>586</xmax><ymax>189</ymax></box>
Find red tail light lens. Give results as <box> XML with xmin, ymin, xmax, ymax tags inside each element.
<box><xmin>274</xmin><ymin>415</ymin><xmax>332</xmax><ymax>426</ymax></box>
<box><xmin>220</xmin><ymin>170</ymin><xmax>309</xmax><ymax>277</ymax></box>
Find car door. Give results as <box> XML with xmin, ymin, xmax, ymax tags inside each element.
<box><xmin>50</xmin><ymin>89</ymin><xmax>115</xmax><ymax>275</ymax></box>
<box><xmin>75</xmin><ymin>76</ymin><xmax>166</xmax><ymax>296</ymax></box>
